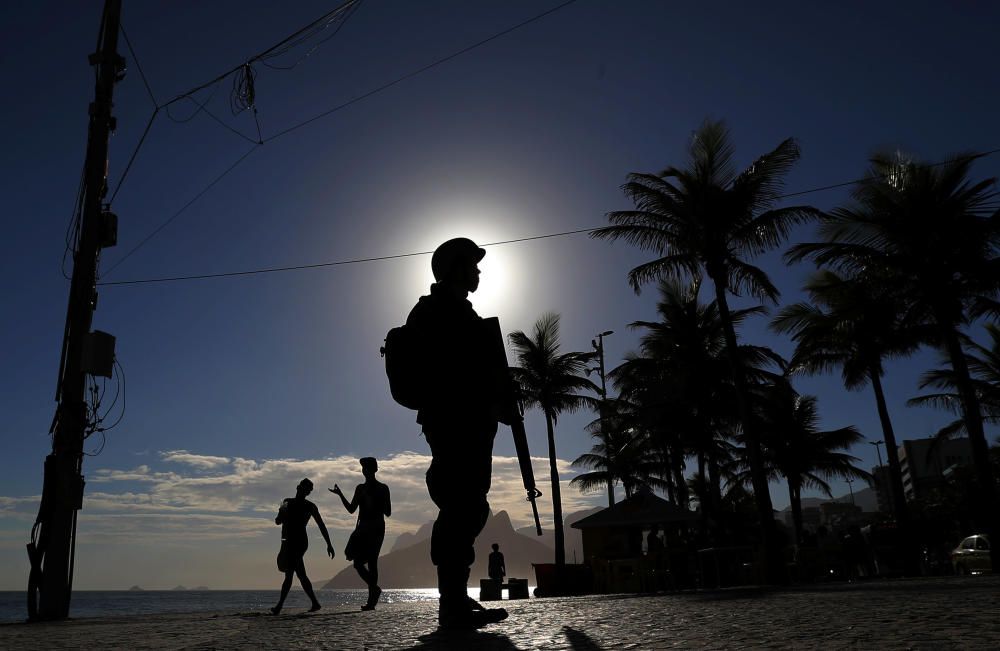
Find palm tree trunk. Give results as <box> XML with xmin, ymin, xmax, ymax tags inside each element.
<box><xmin>697</xmin><ymin>453</ymin><xmax>707</xmax><ymax>505</ymax></box>
<box><xmin>708</xmin><ymin>458</ymin><xmax>722</xmax><ymax>530</ymax></box>
<box><xmin>671</xmin><ymin>442</ymin><xmax>688</xmax><ymax>508</ymax></box>
<box><xmin>940</xmin><ymin>323</ymin><xmax>1000</xmax><ymax>572</ymax></box>
<box><xmin>664</xmin><ymin>458</ymin><xmax>676</xmax><ymax>505</ymax></box>
<box><xmin>600</xmin><ymin>403</ymin><xmax>615</xmax><ymax>508</ymax></box>
<box><xmin>711</xmin><ymin>279</ymin><xmax>782</xmax><ymax>583</ymax></box>
<box><xmin>867</xmin><ymin>366</ymin><xmax>909</xmax><ymax>525</ymax></box>
<box><xmin>789</xmin><ymin>481</ymin><xmax>803</xmax><ymax>547</ymax></box>
<box><xmin>545</xmin><ymin>412</ymin><xmax>566</xmax><ymax>567</ymax></box>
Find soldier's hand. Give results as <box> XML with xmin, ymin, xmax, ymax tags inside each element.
<box><xmin>327</xmin><ymin>544</ymin><xmax>335</xmax><ymax>559</ymax></box>
<box><xmin>329</xmin><ymin>484</ymin><xmax>342</xmax><ymax>496</ymax></box>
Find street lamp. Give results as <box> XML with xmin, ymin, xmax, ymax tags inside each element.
<box><xmin>869</xmin><ymin>440</ymin><xmax>884</xmax><ymax>468</ymax></box>
<box><xmin>868</xmin><ymin>440</ymin><xmax>888</xmax><ymax>513</ymax></box>
<box><xmin>590</xmin><ymin>330</ymin><xmax>614</xmax><ymax>402</ymax></box>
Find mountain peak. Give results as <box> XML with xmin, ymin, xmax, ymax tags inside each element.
<box><xmin>325</xmin><ymin>509</ymin><xmax>552</xmax><ymax>589</ymax></box>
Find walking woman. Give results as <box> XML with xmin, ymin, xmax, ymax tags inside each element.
<box><xmin>331</xmin><ymin>457</ymin><xmax>391</xmax><ymax>610</ymax></box>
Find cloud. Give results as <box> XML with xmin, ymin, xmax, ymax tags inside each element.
<box><xmin>6</xmin><ymin>452</ymin><xmax>599</xmax><ymax>537</ymax></box>
<box><xmin>0</xmin><ymin>450</ymin><xmax>605</xmax><ymax>588</ymax></box>
<box><xmin>90</xmin><ymin>466</ymin><xmax>181</xmax><ymax>483</ymax></box>
<box><xmin>160</xmin><ymin>450</ymin><xmax>231</xmax><ymax>469</ymax></box>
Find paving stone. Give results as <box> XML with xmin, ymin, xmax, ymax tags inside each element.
<box><xmin>1</xmin><ymin>576</ymin><xmax>998</xmax><ymax>649</ymax></box>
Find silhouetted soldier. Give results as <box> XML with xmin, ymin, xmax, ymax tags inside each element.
<box><xmin>488</xmin><ymin>543</ymin><xmax>506</xmax><ymax>584</ymax></box>
<box><xmin>270</xmin><ymin>478</ymin><xmax>335</xmax><ymax>615</ymax></box>
<box><xmin>330</xmin><ymin>457</ymin><xmax>391</xmax><ymax>610</ymax></box>
<box><xmin>406</xmin><ymin>237</ymin><xmax>509</xmax><ymax>629</ymax></box>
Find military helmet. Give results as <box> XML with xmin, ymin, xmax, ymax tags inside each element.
<box><xmin>431</xmin><ymin>237</ymin><xmax>486</xmax><ymax>280</ymax></box>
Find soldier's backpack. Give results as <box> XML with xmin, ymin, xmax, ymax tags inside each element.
<box><xmin>381</xmin><ymin>324</ymin><xmax>424</xmax><ymax>410</ymax></box>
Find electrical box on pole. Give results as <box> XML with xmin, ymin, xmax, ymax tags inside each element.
<box><xmin>28</xmin><ymin>0</ymin><xmax>124</xmax><ymax>621</ymax></box>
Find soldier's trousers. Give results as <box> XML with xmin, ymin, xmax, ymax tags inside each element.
<box><xmin>424</xmin><ymin>422</ymin><xmax>497</xmax><ymax>599</ymax></box>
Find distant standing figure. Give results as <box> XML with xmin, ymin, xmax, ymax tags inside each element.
<box><xmin>646</xmin><ymin>525</ymin><xmax>665</xmax><ymax>555</ymax></box>
<box><xmin>271</xmin><ymin>478</ymin><xmax>335</xmax><ymax>615</ymax></box>
<box><xmin>331</xmin><ymin>457</ymin><xmax>391</xmax><ymax>610</ymax></box>
<box><xmin>488</xmin><ymin>543</ymin><xmax>506</xmax><ymax>583</ymax></box>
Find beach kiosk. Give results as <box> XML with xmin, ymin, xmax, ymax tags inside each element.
<box><xmin>571</xmin><ymin>490</ymin><xmax>700</xmax><ymax>593</ymax></box>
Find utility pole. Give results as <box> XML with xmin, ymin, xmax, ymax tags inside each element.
<box><xmin>28</xmin><ymin>0</ymin><xmax>123</xmax><ymax>621</ymax></box>
<box><xmin>591</xmin><ymin>330</ymin><xmax>613</xmax><ymax>508</ymax></box>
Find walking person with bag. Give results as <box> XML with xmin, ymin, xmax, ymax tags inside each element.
<box><xmin>270</xmin><ymin>478</ymin><xmax>335</xmax><ymax>615</ymax></box>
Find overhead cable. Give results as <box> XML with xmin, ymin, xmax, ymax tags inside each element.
<box><xmin>102</xmin><ymin>0</ymin><xmax>581</xmax><ymax>276</ymax></box>
<box><xmin>97</xmin><ymin>148</ymin><xmax>1000</xmax><ymax>287</ymax></box>
<box><xmin>98</xmin><ymin>227</ymin><xmax>598</xmax><ymax>286</ymax></box>
<box><xmin>102</xmin><ymin>145</ymin><xmax>260</xmax><ymax>276</ymax></box>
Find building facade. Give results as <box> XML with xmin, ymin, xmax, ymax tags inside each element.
<box><xmin>898</xmin><ymin>437</ymin><xmax>974</xmax><ymax>500</ymax></box>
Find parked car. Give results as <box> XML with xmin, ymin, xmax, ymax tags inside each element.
<box><xmin>950</xmin><ymin>535</ymin><xmax>991</xmax><ymax>575</ymax></box>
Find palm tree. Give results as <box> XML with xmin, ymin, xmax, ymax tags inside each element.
<box><xmin>570</xmin><ymin>416</ymin><xmax>669</xmax><ymax>499</ymax></box>
<box><xmin>509</xmin><ymin>313</ymin><xmax>598</xmax><ymax>568</ymax></box>
<box><xmin>612</xmin><ymin>278</ymin><xmax>781</xmax><ymax>526</ymax></box>
<box><xmin>593</xmin><ymin>120</ymin><xmax>821</xmax><ymax>580</ymax></box>
<box><xmin>789</xmin><ymin>152</ymin><xmax>1000</xmax><ymax>570</ymax></box>
<box><xmin>771</xmin><ymin>270</ymin><xmax>921</xmax><ymax>531</ymax></box>
<box><xmin>610</xmin><ymin>353</ymin><xmax>691</xmax><ymax>506</ymax></box>
<box><xmin>908</xmin><ymin>323</ymin><xmax>1000</xmax><ymax>441</ymax></box>
<box><xmin>738</xmin><ymin>377</ymin><xmax>870</xmax><ymax>545</ymax></box>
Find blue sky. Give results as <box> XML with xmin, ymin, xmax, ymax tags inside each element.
<box><xmin>2</xmin><ymin>0</ymin><xmax>999</xmax><ymax>589</ymax></box>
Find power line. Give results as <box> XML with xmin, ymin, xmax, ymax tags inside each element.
<box><xmin>264</xmin><ymin>0</ymin><xmax>582</xmax><ymax>143</ymax></box>
<box><xmin>108</xmin><ymin>108</ymin><xmax>158</xmax><ymax>205</ymax></box>
<box><xmin>108</xmin><ymin>24</ymin><xmax>161</xmax><ymax>205</ymax></box>
<box><xmin>157</xmin><ymin>0</ymin><xmax>361</xmax><ymax>110</ymax></box>
<box><xmin>260</xmin><ymin>0</ymin><xmax>363</xmax><ymax>71</ymax></box>
<box><xmin>97</xmin><ymin>148</ymin><xmax>1000</xmax><ymax>287</ymax></box>
<box><xmin>120</xmin><ymin>24</ymin><xmax>158</xmax><ymax>107</ymax></box>
<box><xmin>97</xmin><ymin>227</ymin><xmax>598</xmax><ymax>286</ymax></box>
<box><xmin>102</xmin><ymin>145</ymin><xmax>260</xmax><ymax>276</ymax></box>
<box><xmin>778</xmin><ymin>147</ymin><xmax>1000</xmax><ymax>199</ymax></box>
<box><xmin>101</xmin><ymin>0</ymin><xmax>582</xmax><ymax>277</ymax></box>
<box><xmin>112</xmin><ymin>1</ymin><xmax>363</xmax><ymax>203</ymax></box>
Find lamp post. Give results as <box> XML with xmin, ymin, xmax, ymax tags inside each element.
<box><xmin>869</xmin><ymin>440</ymin><xmax>890</xmax><ymax>513</ymax></box>
<box><xmin>591</xmin><ymin>330</ymin><xmax>614</xmax><ymax>508</ymax></box>
<box><xmin>869</xmin><ymin>440</ymin><xmax>884</xmax><ymax>468</ymax></box>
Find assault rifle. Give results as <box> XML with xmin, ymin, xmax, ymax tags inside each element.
<box><xmin>481</xmin><ymin>317</ymin><xmax>543</xmax><ymax>536</ymax></box>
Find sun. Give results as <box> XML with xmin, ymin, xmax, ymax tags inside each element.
<box><xmin>469</xmin><ymin>243</ymin><xmax>510</xmax><ymax>318</ymax></box>
<box><xmin>397</xmin><ymin>202</ymin><xmax>527</xmax><ymax>321</ymax></box>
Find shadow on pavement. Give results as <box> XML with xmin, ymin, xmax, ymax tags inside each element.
<box><xmin>237</xmin><ymin>609</ymin><xmax>363</xmax><ymax>619</ymax></box>
<box><xmin>403</xmin><ymin>629</ymin><xmax>520</xmax><ymax>650</ymax></box>
<box><xmin>563</xmin><ymin>625</ymin><xmax>605</xmax><ymax>650</ymax></box>
<box><xmin>660</xmin><ymin>576</ymin><xmax>1000</xmax><ymax>602</ymax></box>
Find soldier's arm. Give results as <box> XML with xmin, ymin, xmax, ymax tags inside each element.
<box><xmin>383</xmin><ymin>484</ymin><xmax>391</xmax><ymax>518</ymax></box>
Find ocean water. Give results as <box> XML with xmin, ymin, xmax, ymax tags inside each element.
<box><xmin>0</xmin><ymin>589</ymin><xmax>442</xmax><ymax>624</ymax></box>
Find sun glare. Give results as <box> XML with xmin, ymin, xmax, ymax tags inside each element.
<box><xmin>401</xmin><ymin>203</ymin><xmax>526</xmax><ymax>322</ymax></box>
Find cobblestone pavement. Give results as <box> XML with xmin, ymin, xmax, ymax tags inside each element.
<box><xmin>2</xmin><ymin>576</ymin><xmax>998</xmax><ymax>650</ymax></box>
